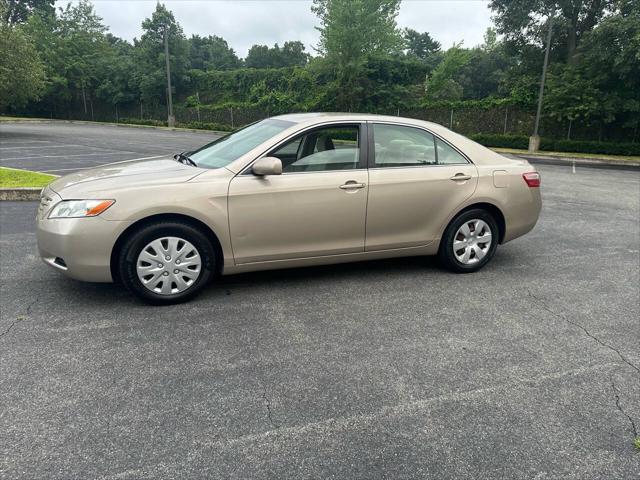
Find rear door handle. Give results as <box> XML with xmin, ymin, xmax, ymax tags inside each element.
<box><xmin>450</xmin><ymin>174</ymin><xmax>472</xmax><ymax>182</ymax></box>
<box><xmin>339</xmin><ymin>181</ymin><xmax>366</xmax><ymax>190</ymax></box>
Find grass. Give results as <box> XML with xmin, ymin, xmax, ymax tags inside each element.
<box><xmin>491</xmin><ymin>147</ymin><xmax>640</xmax><ymax>162</ymax></box>
<box><xmin>0</xmin><ymin>115</ymin><xmax>46</xmax><ymax>122</ymax></box>
<box><xmin>0</xmin><ymin>167</ymin><xmax>56</xmax><ymax>188</ymax></box>
<box><xmin>635</xmin><ymin>437</ymin><xmax>640</xmax><ymax>450</ymax></box>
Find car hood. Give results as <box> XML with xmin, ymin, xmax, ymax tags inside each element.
<box><xmin>49</xmin><ymin>158</ymin><xmax>207</xmax><ymax>198</ymax></box>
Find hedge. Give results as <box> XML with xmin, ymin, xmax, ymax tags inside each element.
<box><xmin>470</xmin><ymin>134</ymin><xmax>640</xmax><ymax>156</ymax></box>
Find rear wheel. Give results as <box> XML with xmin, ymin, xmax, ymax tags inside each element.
<box><xmin>438</xmin><ymin>209</ymin><xmax>498</xmax><ymax>273</ymax></box>
<box><xmin>118</xmin><ymin>221</ymin><xmax>216</xmax><ymax>304</ymax></box>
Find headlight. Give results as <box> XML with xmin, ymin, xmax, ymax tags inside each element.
<box><xmin>48</xmin><ymin>199</ymin><xmax>115</xmax><ymax>219</ymax></box>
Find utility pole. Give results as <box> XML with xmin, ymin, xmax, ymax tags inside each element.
<box><xmin>529</xmin><ymin>13</ymin><xmax>553</xmax><ymax>152</ymax></box>
<box><xmin>163</xmin><ymin>25</ymin><xmax>175</xmax><ymax>127</ymax></box>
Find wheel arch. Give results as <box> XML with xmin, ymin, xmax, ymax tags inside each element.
<box><xmin>447</xmin><ymin>202</ymin><xmax>506</xmax><ymax>244</ymax></box>
<box><xmin>110</xmin><ymin>213</ymin><xmax>224</xmax><ymax>282</ymax></box>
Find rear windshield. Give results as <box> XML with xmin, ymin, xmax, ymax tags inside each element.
<box><xmin>190</xmin><ymin>118</ymin><xmax>295</xmax><ymax>169</ymax></box>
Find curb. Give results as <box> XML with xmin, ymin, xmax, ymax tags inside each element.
<box><xmin>0</xmin><ymin>188</ymin><xmax>41</xmax><ymax>201</ymax></box>
<box><xmin>1</xmin><ymin>118</ymin><xmax>230</xmax><ymax>136</ymax></box>
<box><xmin>517</xmin><ymin>154</ymin><xmax>640</xmax><ymax>171</ymax></box>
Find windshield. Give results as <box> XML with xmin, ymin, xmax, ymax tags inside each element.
<box><xmin>189</xmin><ymin>118</ymin><xmax>295</xmax><ymax>169</ymax></box>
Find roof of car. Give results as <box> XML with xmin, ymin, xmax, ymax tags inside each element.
<box><xmin>273</xmin><ymin>112</ymin><xmax>439</xmax><ymax>128</ymax></box>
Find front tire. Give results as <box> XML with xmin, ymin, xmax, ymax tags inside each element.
<box><xmin>118</xmin><ymin>221</ymin><xmax>216</xmax><ymax>304</ymax></box>
<box><xmin>438</xmin><ymin>209</ymin><xmax>498</xmax><ymax>273</ymax></box>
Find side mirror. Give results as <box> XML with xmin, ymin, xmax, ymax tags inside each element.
<box><xmin>252</xmin><ymin>157</ymin><xmax>282</xmax><ymax>176</ymax></box>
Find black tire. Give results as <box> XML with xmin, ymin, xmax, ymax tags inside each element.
<box><xmin>118</xmin><ymin>221</ymin><xmax>216</xmax><ymax>304</ymax></box>
<box><xmin>438</xmin><ymin>208</ymin><xmax>499</xmax><ymax>273</ymax></box>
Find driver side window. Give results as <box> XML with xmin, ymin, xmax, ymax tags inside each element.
<box><xmin>270</xmin><ymin>125</ymin><xmax>360</xmax><ymax>173</ymax></box>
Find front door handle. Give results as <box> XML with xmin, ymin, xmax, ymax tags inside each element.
<box><xmin>450</xmin><ymin>174</ymin><xmax>472</xmax><ymax>182</ymax></box>
<box><xmin>339</xmin><ymin>181</ymin><xmax>366</xmax><ymax>190</ymax></box>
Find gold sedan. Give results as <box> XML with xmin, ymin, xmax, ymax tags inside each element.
<box><xmin>37</xmin><ymin>113</ymin><xmax>541</xmax><ymax>304</ymax></box>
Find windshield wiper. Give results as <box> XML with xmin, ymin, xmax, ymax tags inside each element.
<box><xmin>174</xmin><ymin>151</ymin><xmax>198</xmax><ymax>167</ymax></box>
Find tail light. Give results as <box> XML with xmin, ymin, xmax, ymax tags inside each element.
<box><xmin>523</xmin><ymin>172</ymin><xmax>541</xmax><ymax>188</ymax></box>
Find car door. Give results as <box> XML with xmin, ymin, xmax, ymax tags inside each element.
<box><xmin>365</xmin><ymin>122</ymin><xmax>478</xmax><ymax>251</ymax></box>
<box><xmin>228</xmin><ymin>123</ymin><xmax>369</xmax><ymax>264</ymax></box>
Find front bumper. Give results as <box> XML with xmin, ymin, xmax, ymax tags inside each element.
<box><xmin>36</xmin><ymin>192</ymin><xmax>132</xmax><ymax>282</ymax></box>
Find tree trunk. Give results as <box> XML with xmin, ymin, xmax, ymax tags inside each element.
<box><xmin>82</xmin><ymin>84</ymin><xmax>87</xmax><ymax>114</ymax></box>
<box><xmin>567</xmin><ymin>28</ymin><xmax>577</xmax><ymax>62</ymax></box>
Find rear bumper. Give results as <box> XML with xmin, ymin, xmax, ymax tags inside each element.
<box><xmin>37</xmin><ymin>214</ymin><xmax>132</xmax><ymax>283</ymax></box>
<box><xmin>503</xmin><ymin>188</ymin><xmax>542</xmax><ymax>243</ymax></box>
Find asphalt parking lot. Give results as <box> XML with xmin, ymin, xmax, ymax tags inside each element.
<box><xmin>1</xmin><ymin>123</ymin><xmax>639</xmax><ymax>479</ymax></box>
<box><xmin>0</xmin><ymin>122</ymin><xmax>220</xmax><ymax>174</ymax></box>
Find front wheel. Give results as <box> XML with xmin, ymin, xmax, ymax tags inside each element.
<box><xmin>438</xmin><ymin>209</ymin><xmax>498</xmax><ymax>273</ymax></box>
<box><xmin>118</xmin><ymin>221</ymin><xmax>216</xmax><ymax>304</ymax></box>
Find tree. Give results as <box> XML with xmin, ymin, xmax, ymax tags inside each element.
<box><xmin>489</xmin><ymin>0</ymin><xmax>615</xmax><ymax>60</ymax></box>
<box><xmin>404</xmin><ymin>28</ymin><xmax>440</xmax><ymax>60</ymax></box>
<box><xmin>312</xmin><ymin>0</ymin><xmax>403</xmax><ymax>110</ymax></box>
<box><xmin>56</xmin><ymin>0</ymin><xmax>110</xmax><ymax>114</ymax></box>
<box><xmin>133</xmin><ymin>3</ymin><xmax>189</xmax><ymax>105</ymax></box>
<box><xmin>189</xmin><ymin>34</ymin><xmax>240</xmax><ymax>70</ymax></box>
<box><xmin>245</xmin><ymin>41</ymin><xmax>308</xmax><ymax>68</ymax></box>
<box><xmin>2</xmin><ymin>0</ymin><xmax>54</xmax><ymax>25</ymax></box>
<box><xmin>425</xmin><ymin>44</ymin><xmax>470</xmax><ymax>101</ymax></box>
<box><xmin>0</xmin><ymin>22</ymin><xmax>45</xmax><ymax>109</ymax></box>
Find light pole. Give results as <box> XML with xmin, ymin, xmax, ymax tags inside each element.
<box><xmin>529</xmin><ymin>13</ymin><xmax>554</xmax><ymax>152</ymax></box>
<box><xmin>163</xmin><ymin>25</ymin><xmax>175</xmax><ymax>127</ymax></box>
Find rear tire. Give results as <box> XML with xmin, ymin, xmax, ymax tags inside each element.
<box><xmin>118</xmin><ymin>221</ymin><xmax>216</xmax><ymax>304</ymax></box>
<box><xmin>438</xmin><ymin>209</ymin><xmax>498</xmax><ymax>273</ymax></box>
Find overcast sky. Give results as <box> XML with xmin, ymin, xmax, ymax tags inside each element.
<box><xmin>57</xmin><ymin>0</ymin><xmax>493</xmax><ymax>57</ymax></box>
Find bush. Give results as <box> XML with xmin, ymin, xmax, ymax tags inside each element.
<box><xmin>177</xmin><ymin>121</ymin><xmax>233</xmax><ymax>132</ymax></box>
<box><xmin>119</xmin><ymin>117</ymin><xmax>167</xmax><ymax>127</ymax></box>
<box><xmin>540</xmin><ymin>139</ymin><xmax>640</xmax><ymax>156</ymax></box>
<box><xmin>470</xmin><ymin>134</ymin><xmax>640</xmax><ymax>156</ymax></box>
<box><xmin>470</xmin><ymin>134</ymin><xmax>529</xmax><ymax>149</ymax></box>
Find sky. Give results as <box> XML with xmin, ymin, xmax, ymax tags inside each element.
<box><xmin>56</xmin><ymin>0</ymin><xmax>493</xmax><ymax>57</ymax></box>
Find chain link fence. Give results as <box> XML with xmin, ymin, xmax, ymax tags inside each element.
<box><xmin>14</xmin><ymin>100</ymin><xmax>639</xmax><ymax>143</ymax></box>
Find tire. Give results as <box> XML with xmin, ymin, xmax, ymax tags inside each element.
<box><xmin>118</xmin><ymin>221</ymin><xmax>216</xmax><ymax>304</ymax></box>
<box><xmin>438</xmin><ymin>208</ymin><xmax>499</xmax><ymax>273</ymax></box>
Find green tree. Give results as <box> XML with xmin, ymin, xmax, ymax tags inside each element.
<box><xmin>133</xmin><ymin>3</ymin><xmax>189</xmax><ymax>106</ymax></box>
<box><xmin>189</xmin><ymin>34</ymin><xmax>240</xmax><ymax>70</ymax></box>
<box><xmin>0</xmin><ymin>22</ymin><xmax>45</xmax><ymax>109</ymax></box>
<box><xmin>425</xmin><ymin>44</ymin><xmax>470</xmax><ymax>101</ymax></box>
<box><xmin>245</xmin><ymin>41</ymin><xmax>308</xmax><ymax>68</ymax></box>
<box><xmin>312</xmin><ymin>0</ymin><xmax>403</xmax><ymax>110</ymax></box>
<box><xmin>403</xmin><ymin>28</ymin><xmax>440</xmax><ymax>60</ymax></box>
<box><xmin>56</xmin><ymin>0</ymin><xmax>110</xmax><ymax>114</ymax></box>
<box><xmin>489</xmin><ymin>0</ymin><xmax>614</xmax><ymax>60</ymax></box>
<box><xmin>2</xmin><ymin>0</ymin><xmax>54</xmax><ymax>25</ymax></box>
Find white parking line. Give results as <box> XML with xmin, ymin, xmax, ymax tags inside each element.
<box><xmin>0</xmin><ymin>140</ymin><xmax>53</xmax><ymax>145</ymax></box>
<box><xmin>39</xmin><ymin>154</ymin><xmax>171</xmax><ymax>172</ymax></box>
<box><xmin>0</xmin><ymin>145</ymin><xmax>89</xmax><ymax>150</ymax></box>
<box><xmin>0</xmin><ymin>151</ymin><xmax>136</xmax><ymax>161</ymax></box>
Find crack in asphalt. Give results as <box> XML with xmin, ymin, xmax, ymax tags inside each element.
<box><xmin>529</xmin><ymin>292</ymin><xmax>640</xmax><ymax>374</ymax></box>
<box><xmin>610</xmin><ymin>377</ymin><xmax>638</xmax><ymax>437</ymax></box>
<box><xmin>0</xmin><ymin>317</ymin><xmax>24</xmax><ymax>339</ymax></box>
<box><xmin>0</xmin><ymin>300</ymin><xmax>37</xmax><ymax>341</ymax></box>
<box><xmin>260</xmin><ymin>382</ymin><xmax>280</xmax><ymax>429</ymax></box>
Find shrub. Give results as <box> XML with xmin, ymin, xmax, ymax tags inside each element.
<box><xmin>470</xmin><ymin>134</ymin><xmax>640</xmax><ymax>156</ymax></box>
<box><xmin>177</xmin><ymin>121</ymin><xmax>233</xmax><ymax>132</ymax></box>
<box><xmin>470</xmin><ymin>134</ymin><xmax>529</xmax><ymax>149</ymax></box>
<box><xmin>118</xmin><ymin>117</ymin><xmax>167</xmax><ymax>127</ymax></box>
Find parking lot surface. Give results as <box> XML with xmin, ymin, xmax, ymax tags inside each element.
<box><xmin>1</xmin><ymin>124</ymin><xmax>639</xmax><ymax>479</ymax></box>
<box><xmin>0</xmin><ymin>121</ymin><xmax>219</xmax><ymax>174</ymax></box>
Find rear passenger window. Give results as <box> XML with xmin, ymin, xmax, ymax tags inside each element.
<box><xmin>373</xmin><ymin>124</ymin><xmax>436</xmax><ymax>167</ymax></box>
<box><xmin>372</xmin><ymin>124</ymin><xmax>469</xmax><ymax>167</ymax></box>
<box><xmin>436</xmin><ymin>138</ymin><xmax>468</xmax><ymax>164</ymax></box>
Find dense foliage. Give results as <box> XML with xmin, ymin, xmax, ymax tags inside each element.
<box><xmin>2</xmin><ymin>0</ymin><xmax>639</xmax><ymax>143</ymax></box>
